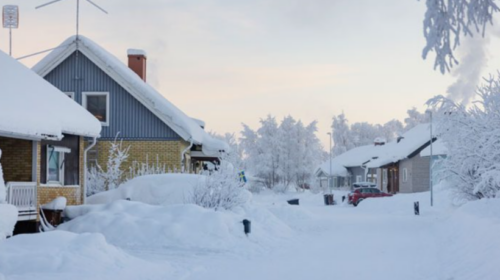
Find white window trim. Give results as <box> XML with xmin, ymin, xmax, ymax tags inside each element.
<box><xmin>46</xmin><ymin>145</ymin><xmax>66</xmax><ymax>186</ymax></box>
<box><xmin>356</xmin><ymin>175</ymin><xmax>362</xmax><ymax>183</ymax></box>
<box><xmin>64</xmin><ymin>92</ymin><xmax>75</xmax><ymax>100</ymax></box>
<box><xmin>402</xmin><ymin>168</ymin><xmax>408</xmax><ymax>182</ymax></box>
<box><xmin>82</xmin><ymin>92</ymin><xmax>110</xmax><ymax>126</ymax></box>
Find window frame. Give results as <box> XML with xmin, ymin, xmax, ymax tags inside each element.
<box><xmin>402</xmin><ymin>168</ymin><xmax>408</xmax><ymax>182</ymax></box>
<box><xmin>356</xmin><ymin>175</ymin><xmax>362</xmax><ymax>183</ymax></box>
<box><xmin>82</xmin><ymin>92</ymin><xmax>110</xmax><ymax>126</ymax></box>
<box><xmin>46</xmin><ymin>145</ymin><xmax>68</xmax><ymax>186</ymax></box>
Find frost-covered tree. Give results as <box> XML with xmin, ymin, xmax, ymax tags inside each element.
<box><xmin>190</xmin><ymin>161</ymin><xmax>248</xmax><ymax>210</ymax></box>
<box><xmin>350</xmin><ymin>122</ymin><xmax>381</xmax><ymax>147</ymax></box>
<box><xmin>331</xmin><ymin>113</ymin><xmax>355</xmax><ymax>156</ymax></box>
<box><xmin>422</xmin><ymin>0</ymin><xmax>499</xmax><ymax>73</ymax></box>
<box><xmin>404</xmin><ymin>107</ymin><xmax>429</xmax><ymax>131</ymax></box>
<box><xmin>241</xmin><ymin>115</ymin><xmax>324</xmax><ymax>190</ymax></box>
<box><xmin>86</xmin><ymin>137</ymin><xmax>130</xmax><ymax>196</ymax></box>
<box><xmin>428</xmin><ymin>74</ymin><xmax>500</xmax><ymax>201</ymax></box>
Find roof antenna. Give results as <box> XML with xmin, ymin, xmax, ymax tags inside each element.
<box><xmin>36</xmin><ymin>0</ymin><xmax>108</xmax><ymax>41</ymax></box>
<box><xmin>2</xmin><ymin>5</ymin><xmax>19</xmax><ymax>56</ymax></box>
<box><xmin>35</xmin><ymin>0</ymin><xmax>108</xmax><ymax>79</ymax></box>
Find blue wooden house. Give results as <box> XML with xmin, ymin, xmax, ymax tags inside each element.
<box><xmin>33</xmin><ymin>35</ymin><xmax>228</xmax><ymax>173</ymax></box>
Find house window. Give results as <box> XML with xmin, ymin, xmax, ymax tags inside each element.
<box><xmin>46</xmin><ymin>146</ymin><xmax>70</xmax><ymax>185</ymax></box>
<box><xmin>402</xmin><ymin>168</ymin><xmax>408</xmax><ymax>182</ymax></box>
<box><xmin>356</xmin><ymin>175</ymin><xmax>362</xmax><ymax>183</ymax></box>
<box><xmin>83</xmin><ymin>92</ymin><xmax>109</xmax><ymax>126</ymax></box>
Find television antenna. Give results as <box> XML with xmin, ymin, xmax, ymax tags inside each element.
<box><xmin>36</xmin><ymin>0</ymin><xmax>108</xmax><ymax>41</ymax></box>
<box><xmin>3</xmin><ymin>5</ymin><xmax>19</xmax><ymax>56</ymax></box>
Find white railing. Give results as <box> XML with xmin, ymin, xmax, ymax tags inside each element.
<box><xmin>6</xmin><ymin>182</ymin><xmax>37</xmax><ymax>221</ymax></box>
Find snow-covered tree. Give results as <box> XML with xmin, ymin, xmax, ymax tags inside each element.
<box><xmin>241</xmin><ymin>115</ymin><xmax>324</xmax><ymax>190</ymax></box>
<box><xmin>331</xmin><ymin>113</ymin><xmax>355</xmax><ymax>156</ymax></box>
<box><xmin>404</xmin><ymin>107</ymin><xmax>429</xmax><ymax>131</ymax></box>
<box><xmin>86</xmin><ymin>137</ymin><xmax>130</xmax><ymax>196</ymax></box>
<box><xmin>190</xmin><ymin>161</ymin><xmax>248</xmax><ymax>210</ymax></box>
<box><xmin>350</xmin><ymin>122</ymin><xmax>381</xmax><ymax>146</ymax></box>
<box><xmin>428</xmin><ymin>73</ymin><xmax>500</xmax><ymax>201</ymax></box>
<box><xmin>422</xmin><ymin>0</ymin><xmax>499</xmax><ymax>73</ymax></box>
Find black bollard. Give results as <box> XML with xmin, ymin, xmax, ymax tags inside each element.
<box><xmin>243</xmin><ymin>219</ymin><xmax>251</xmax><ymax>235</ymax></box>
<box><xmin>414</xmin><ymin>202</ymin><xmax>420</xmax><ymax>216</ymax></box>
<box><xmin>342</xmin><ymin>196</ymin><xmax>346</xmax><ymax>203</ymax></box>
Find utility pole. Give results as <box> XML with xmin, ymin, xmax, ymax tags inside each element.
<box><xmin>427</xmin><ymin>110</ymin><xmax>434</xmax><ymax>207</ymax></box>
<box><xmin>327</xmin><ymin>132</ymin><xmax>333</xmax><ymax>193</ymax></box>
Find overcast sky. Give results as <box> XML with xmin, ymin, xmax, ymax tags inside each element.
<box><xmin>2</xmin><ymin>0</ymin><xmax>500</xmax><ymax>148</ymax></box>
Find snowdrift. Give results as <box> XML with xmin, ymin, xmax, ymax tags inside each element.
<box><xmin>0</xmin><ymin>231</ymin><xmax>169</xmax><ymax>280</ymax></box>
<box><xmin>439</xmin><ymin>198</ymin><xmax>500</xmax><ymax>280</ymax></box>
<box><xmin>87</xmin><ymin>174</ymin><xmax>203</xmax><ymax>205</ymax></box>
<box><xmin>0</xmin><ymin>204</ymin><xmax>17</xmax><ymax>239</ymax></box>
<box><xmin>60</xmin><ymin>200</ymin><xmax>295</xmax><ymax>254</ymax></box>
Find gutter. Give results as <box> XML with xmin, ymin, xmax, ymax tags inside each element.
<box><xmin>83</xmin><ymin>137</ymin><xmax>97</xmax><ymax>204</ymax></box>
<box><xmin>181</xmin><ymin>138</ymin><xmax>194</xmax><ymax>173</ymax></box>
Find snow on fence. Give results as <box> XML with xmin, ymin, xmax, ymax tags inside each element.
<box><xmin>6</xmin><ymin>182</ymin><xmax>37</xmax><ymax>221</ymax></box>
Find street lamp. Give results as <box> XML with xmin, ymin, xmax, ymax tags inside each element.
<box><xmin>426</xmin><ymin>110</ymin><xmax>434</xmax><ymax>207</ymax></box>
<box><xmin>327</xmin><ymin>132</ymin><xmax>333</xmax><ymax>193</ymax></box>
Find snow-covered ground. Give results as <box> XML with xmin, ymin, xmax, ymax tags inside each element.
<box><xmin>1</xmin><ymin>187</ymin><xmax>499</xmax><ymax>280</ymax></box>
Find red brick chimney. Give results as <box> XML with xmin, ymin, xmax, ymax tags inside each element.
<box><xmin>127</xmin><ymin>49</ymin><xmax>147</xmax><ymax>82</ymax></box>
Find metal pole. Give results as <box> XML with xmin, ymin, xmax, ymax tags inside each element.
<box><xmin>9</xmin><ymin>27</ymin><xmax>12</xmax><ymax>56</ymax></box>
<box><xmin>429</xmin><ymin>112</ymin><xmax>434</xmax><ymax>207</ymax></box>
<box><xmin>330</xmin><ymin>134</ymin><xmax>332</xmax><ymax>193</ymax></box>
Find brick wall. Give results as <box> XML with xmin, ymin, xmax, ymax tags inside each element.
<box><xmin>0</xmin><ymin>137</ymin><xmax>33</xmax><ymax>183</ymax></box>
<box><xmin>94</xmin><ymin>140</ymin><xmax>189</xmax><ymax>173</ymax></box>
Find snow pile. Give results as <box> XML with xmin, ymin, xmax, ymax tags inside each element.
<box><xmin>0</xmin><ymin>231</ymin><xmax>169</xmax><ymax>280</ymax></box>
<box><xmin>33</xmin><ymin>36</ymin><xmax>227</xmax><ymax>154</ymax></box>
<box><xmin>41</xmin><ymin>197</ymin><xmax>67</xmax><ymax>211</ymax></box>
<box><xmin>439</xmin><ymin>198</ymin><xmax>500</xmax><ymax>280</ymax></box>
<box><xmin>0</xmin><ymin>151</ymin><xmax>18</xmax><ymax>239</ymax></box>
<box><xmin>86</xmin><ymin>174</ymin><xmax>203</xmax><ymax>205</ymax></box>
<box><xmin>0</xmin><ymin>50</ymin><xmax>101</xmax><ymax>140</ymax></box>
<box><xmin>59</xmin><ymin>200</ymin><xmax>293</xmax><ymax>253</ymax></box>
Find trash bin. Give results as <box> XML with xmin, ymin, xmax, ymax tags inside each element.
<box><xmin>324</xmin><ymin>194</ymin><xmax>334</xmax><ymax>206</ymax></box>
<box><xmin>287</xmin><ymin>199</ymin><xmax>299</xmax><ymax>205</ymax></box>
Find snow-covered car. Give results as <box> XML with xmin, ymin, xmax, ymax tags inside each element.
<box><xmin>348</xmin><ymin>187</ymin><xmax>392</xmax><ymax>206</ymax></box>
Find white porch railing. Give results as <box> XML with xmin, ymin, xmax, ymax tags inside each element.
<box><xmin>6</xmin><ymin>182</ymin><xmax>37</xmax><ymax>221</ymax></box>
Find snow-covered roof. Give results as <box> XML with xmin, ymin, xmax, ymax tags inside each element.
<box><xmin>316</xmin><ymin>144</ymin><xmax>382</xmax><ymax>177</ymax></box>
<box><xmin>33</xmin><ymin>35</ymin><xmax>228</xmax><ymax>155</ymax></box>
<box><xmin>367</xmin><ymin>124</ymin><xmax>433</xmax><ymax>168</ymax></box>
<box><xmin>0</xmin><ymin>50</ymin><xmax>101</xmax><ymax>140</ymax></box>
<box><xmin>420</xmin><ymin>139</ymin><xmax>447</xmax><ymax>157</ymax></box>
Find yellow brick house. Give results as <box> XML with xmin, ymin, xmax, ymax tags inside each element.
<box><xmin>0</xmin><ymin>49</ymin><xmax>101</xmax><ymax>233</ymax></box>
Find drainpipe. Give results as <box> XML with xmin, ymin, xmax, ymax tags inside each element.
<box><xmin>181</xmin><ymin>138</ymin><xmax>194</xmax><ymax>173</ymax></box>
<box><xmin>83</xmin><ymin>137</ymin><xmax>97</xmax><ymax>204</ymax></box>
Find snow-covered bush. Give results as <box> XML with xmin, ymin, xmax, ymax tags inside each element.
<box><xmin>190</xmin><ymin>162</ymin><xmax>248</xmax><ymax>210</ymax></box>
<box><xmin>127</xmin><ymin>155</ymin><xmax>168</xmax><ymax>180</ymax></box>
<box><xmin>428</xmin><ymin>74</ymin><xmax>500</xmax><ymax>200</ymax></box>
<box><xmin>422</xmin><ymin>0</ymin><xmax>500</xmax><ymax>73</ymax></box>
<box><xmin>86</xmin><ymin>137</ymin><xmax>130</xmax><ymax>196</ymax></box>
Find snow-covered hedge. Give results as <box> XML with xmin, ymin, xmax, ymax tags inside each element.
<box><xmin>87</xmin><ymin>174</ymin><xmax>202</xmax><ymax>205</ymax></box>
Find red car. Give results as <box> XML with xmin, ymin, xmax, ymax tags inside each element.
<box><xmin>348</xmin><ymin>187</ymin><xmax>392</xmax><ymax>206</ymax></box>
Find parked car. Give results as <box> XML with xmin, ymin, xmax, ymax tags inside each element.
<box><xmin>348</xmin><ymin>187</ymin><xmax>392</xmax><ymax>206</ymax></box>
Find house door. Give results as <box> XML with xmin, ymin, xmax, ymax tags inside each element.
<box><xmin>387</xmin><ymin>166</ymin><xmax>399</xmax><ymax>194</ymax></box>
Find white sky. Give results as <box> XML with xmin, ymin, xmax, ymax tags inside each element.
<box><xmin>2</xmin><ymin>0</ymin><xmax>500</xmax><ymax>149</ymax></box>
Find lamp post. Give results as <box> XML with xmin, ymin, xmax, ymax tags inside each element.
<box><xmin>327</xmin><ymin>132</ymin><xmax>333</xmax><ymax>193</ymax></box>
<box><xmin>426</xmin><ymin>110</ymin><xmax>434</xmax><ymax>207</ymax></box>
